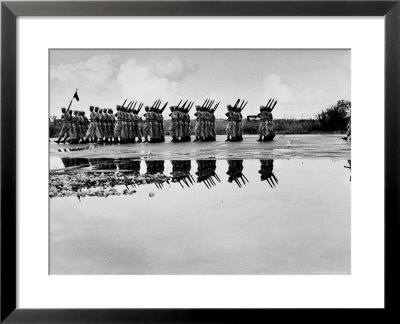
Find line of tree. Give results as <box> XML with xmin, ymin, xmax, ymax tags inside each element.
<box><xmin>316</xmin><ymin>100</ymin><xmax>351</xmax><ymax>132</ymax></box>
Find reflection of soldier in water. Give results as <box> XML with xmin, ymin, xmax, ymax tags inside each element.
<box><xmin>145</xmin><ymin>160</ymin><xmax>165</xmax><ymax>175</ymax></box>
<box><xmin>171</xmin><ymin>160</ymin><xmax>194</xmax><ymax>188</ymax></box>
<box><xmin>116</xmin><ymin>159</ymin><xmax>141</xmax><ymax>175</ymax></box>
<box><xmin>259</xmin><ymin>159</ymin><xmax>278</xmax><ymax>188</ymax></box>
<box><xmin>145</xmin><ymin>160</ymin><xmax>166</xmax><ymax>189</ymax></box>
<box><xmin>89</xmin><ymin>158</ymin><xmax>117</xmax><ymax>170</ymax></box>
<box><xmin>227</xmin><ymin>160</ymin><xmax>248</xmax><ymax>188</ymax></box>
<box><xmin>61</xmin><ymin>157</ymin><xmax>90</xmax><ymax>168</ymax></box>
<box><xmin>196</xmin><ymin>160</ymin><xmax>220</xmax><ymax>188</ymax></box>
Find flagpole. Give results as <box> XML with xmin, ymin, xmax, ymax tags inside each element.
<box><xmin>66</xmin><ymin>89</ymin><xmax>78</xmax><ymax>113</ymax></box>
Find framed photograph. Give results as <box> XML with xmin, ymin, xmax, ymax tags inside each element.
<box><xmin>1</xmin><ymin>0</ymin><xmax>399</xmax><ymax>322</ymax></box>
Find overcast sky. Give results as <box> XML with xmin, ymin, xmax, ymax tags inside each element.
<box><xmin>50</xmin><ymin>49</ymin><xmax>350</xmax><ymax>119</ymax></box>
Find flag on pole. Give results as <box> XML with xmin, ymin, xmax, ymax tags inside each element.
<box><xmin>73</xmin><ymin>89</ymin><xmax>79</xmax><ymax>101</ymax></box>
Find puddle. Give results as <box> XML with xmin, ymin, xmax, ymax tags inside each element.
<box><xmin>50</xmin><ymin>158</ymin><xmax>351</xmax><ymax>275</ymax></box>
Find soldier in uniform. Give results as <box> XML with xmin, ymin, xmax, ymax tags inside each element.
<box><xmin>193</xmin><ymin>106</ymin><xmax>202</xmax><ymax>142</ymax></box>
<box><xmin>169</xmin><ymin>106</ymin><xmax>179</xmax><ymax>142</ymax></box>
<box><xmin>142</xmin><ymin>106</ymin><xmax>150</xmax><ymax>143</ymax></box>
<box><xmin>132</xmin><ymin>109</ymin><xmax>142</xmax><ymax>142</ymax></box>
<box><xmin>235</xmin><ymin>107</ymin><xmax>243</xmax><ymax>141</ymax></box>
<box><xmin>265</xmin><ymin>106</ymin><xmax>274</xmax><ymax>140</ymax></box>
<box><xmin>257</xmin><ymin>106</ymin><xmax>267</xmax><ymax>141</ymax></box>
<box><xmin>82</xmin><ymin>111</ymin><xmax>89</xmax><ymax>134</ymax></box>
<box><xmin>225</xmin><ymin>105</ymin><xmax>234</xmax><ymax>142</ymax></box>
<box><xmin>69</xmin><ymin>110</ymin><xmax>80</xmax><ymax>144</ymax></box>
<box><xmin>210</xmin><ymin>109</ymin><xmax>216</xmax><ymax>141</ymax></box>
<box><xmin>77</xmin><ymin>111</ymin><xmax>85</xmax><ymax>143</ymax></box>
<box><xmin>113</xmin><ymin>105</ymin><xmax>123</xmax><ymax>143</ymax></box>
<box><xmin>106</xmin><ymin>109</ymin><xmax>114</xmax><ymax>143</ymax></box>
<box><xmin>150</xmin><ymin>107</ymin><xmax>159</xmax><ymax>142</ymax></box>
<box><xmin>157</xmin><ymin>109</ymin><xmax>165</xmax><ymax>142</ymax></box>
<box><xmin>97</xmin><ymin>109</ymin><xmax>106</xmax><ymax>143</ymax></box>
<box><xmin>183</xmin><ymin>107</ymin><xmax>191</xmax><ymax>141</ymax></box>
<box><xmin>177</xmin><ymin>107</ymin><xmax>184</xmax><ymax>141</ymax></box>
<box><xmin>124</xmin><ymin>107</ymin><xmax>130</xmax><ymax>142</ymax></box>
<box><xmin>55</xmin><ymin>107</ymin><xmax>70</xmax><ymax>144</ymax></box>
<box><xmin>84</xmin><ymin>106</ymin><xmax>99</xmax><ymax>143</ymax></box>
<box><xmin>127</xmin><ymin>108</ymin><xmax>134</xmax><ymax>143</ymax></box>
<box><xmin>203</xmin><ymin>109</ymin><xmax>209</xmax><ymax>140</ymax></box>
<box><xmin>92</xmin><ymin>107</ymin><xmax>102</xmax><ymax>142</ymax></box>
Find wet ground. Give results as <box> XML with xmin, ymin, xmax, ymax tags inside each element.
<box><xmin>50</xmin><ymin>134</ymin><xmax>350</xmax><ymax>163</ymax></box>
<box><xmin>49</xmin><ymin>135</ymin><xmax>351</xmax><ymax>275</ymax></box>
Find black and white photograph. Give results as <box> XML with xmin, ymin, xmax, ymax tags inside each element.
<box><xmin>49</xmin><ymin>49</ymin><xmax>351</xmax><ymax>275</ymax></box>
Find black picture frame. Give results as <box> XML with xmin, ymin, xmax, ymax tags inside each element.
<box><xmin>1</xmin><ymin>0</ymin><xmax>399</xmax><ymax>322</ymax></box>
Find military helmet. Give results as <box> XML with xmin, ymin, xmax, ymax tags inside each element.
<box><xmin>94</xmin><ymin>106</ymin><xmax>99</xmax><ymax>111</ymax></box>
<box><xmin>73</xmin><ymin>110</ymin><xmax>78</xmax><ymax>114</ymax></box>
<box><xmin>68</xmin><ymin>110</ymin><xmax>72</xmax><ymax>114</ymax></box>
<box><xmin>82</xmin><ymin>111</ymin><xmax>85</xmax><ymax>115</ymax></box>
<box><xmin>61</xmin><ymin>107</ymin><xmax>66</xmax><ymax>112</ymax></box>
<box><xmin>89</xmin><ymin>106</ymin><xmax>94</xmax><ymax>111</ymax></box>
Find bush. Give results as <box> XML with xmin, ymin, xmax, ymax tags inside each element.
<box><xmin>317</xmin><ymin>100</ymin><xmax>351</xmax><ymax>132</ymax></box>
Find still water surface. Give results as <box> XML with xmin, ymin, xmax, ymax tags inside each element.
<box><xmin>50</xmin><ymin>159</ymin><xmax>350</xmax><ymax>274</ymax></box>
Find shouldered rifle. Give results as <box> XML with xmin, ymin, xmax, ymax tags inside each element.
<box><xmin>181</xmin><ymin>100</ymin><xmax>188</xmax><ymax>109</ymax></box>
<box><xmin>212</xmin><ymin>102</ymin><xmax>219</xmax><ymax>113</ymax></box>
<box><xmin>240</xmin><ymin>101</ymin><xmax>248</xmax><ymax>112</ymax></box>
<box><xmin>233</xmin><ymin>99</ymin><xmax>240</xmax><ymax>109</ymax></box>
<box><xmin>270</xmin><ymin>100</ymin><xmax>277</xmax><ymax>111</ymax></box>
<box><xmin>187</xmin><ymin>101</ymin><xmax>194</xmax><ymax>112</ymax></box>
<box><xmin>137</xmin><ymin>102</ymin><xmax>143</xmax><ymax>113</ymax></box>
<box><xmin>160</xmin><ymin>102</ymin><xmax>168</xmax><ymax>113</ymax></box>
<box><xmin>121</xmin><ymin>99</ymin><xmax>128</xmax><ymax>109</ymax></box>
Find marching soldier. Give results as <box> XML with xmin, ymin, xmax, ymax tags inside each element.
<box><xmin>169</xmin><ymin>106</ymin><xmax>179</xmax><ymax>142</ymax></box>
<box><xmin>82</xmin><ymin>111</ymin><xmax>89</xmax><ymax>133</ymax></box>
<box><xmin>177</xmin><ymin>107</ymin><xmax>184</xmax><ymax>141</ymax></box>
<box><xmin>132</xmin><ymin>109</ymin><xmax>142</xmax><ymax>142</ymax></box>
<box><xmin>114</xmin><ymin>105</ymin><xmax>123</xmax><ymax>143</ymax></box>
<box><xmin>77</xmin><ymin>111</ymin><xmax>85</xmax><ymax>143</ymax></box>
<box><xmin>106</xmin><ymin>109</ymin><xmax>114</xmax><ymax>143</ymax></box>
<box><xmin>194</xmin><ymin>105</ymin><xmax>202</xmax><ymax>142</ymax></box>
<box><xmin>150</xmin><ymin>107</ymin><xmax>159</xmax><ymax>142</ymax></box>
<box><xmin>98</xmin><ymin>109</ymin><xmax>106</xmax><ymax>143</ymax></box>
<box><xmin>84</xmin><ymin>106</ymin><xmax>99</xmax><ymax>143</ymax></box>
<box><xmin>257</xmin><ymin>106</ymin><xmax>267</xmax><ymax>141</ymax></box>
<box><xmin>55</xmin><ymin>107</ymin><xmax>70</xmax><ymax>144</ymax></box>
<box><xmin>265</xmin><ymin>106</ymin><xmax>274</xmax><ymax>138</ymax></box>
<box><xmin>143</xmin><ymin>106</ymin><xmax>150</xmax><ymax>143</ymax></box>
<box><xmin>69</xmin><ymin>110</ymin><xmax>80</xmax><ymax>144</ymax></box>
<box><xmin>127</xmin><ymin>108</ymin><xmax>135</xmax><ymax>143</ymax></box>
<box><xmin>225</xmin><ymin>105</ymin><xmax>234</xmax><ymax>141</ymax></box>
<box><xmin>235</xmin><ymin>106</ymin><xmax>243</xmax><ymax>141</ymax></box>
<box><xmin>183</xmin><ymin>107</ymin><xmax>191</xmax><ymax>141</ymax></box>
<box><xmin>210</xmin><ymin>108</ymin><xmax>216</xmax><ymax>141</ymax></box>
<box><xmin>156</xmin><ymin>109</ymin><xmax>165</xmax><ymax>142</ymax></box>
<box><xmin>93</xmin><ymin>107</ymin><xmax>103</xmax><ymax>142</ymax></box>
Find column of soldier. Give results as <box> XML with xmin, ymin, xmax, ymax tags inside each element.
<box><xmin>54</xmin><ymin>97</ymin><xmax>277</xmax><ymax>144</ymax></box>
